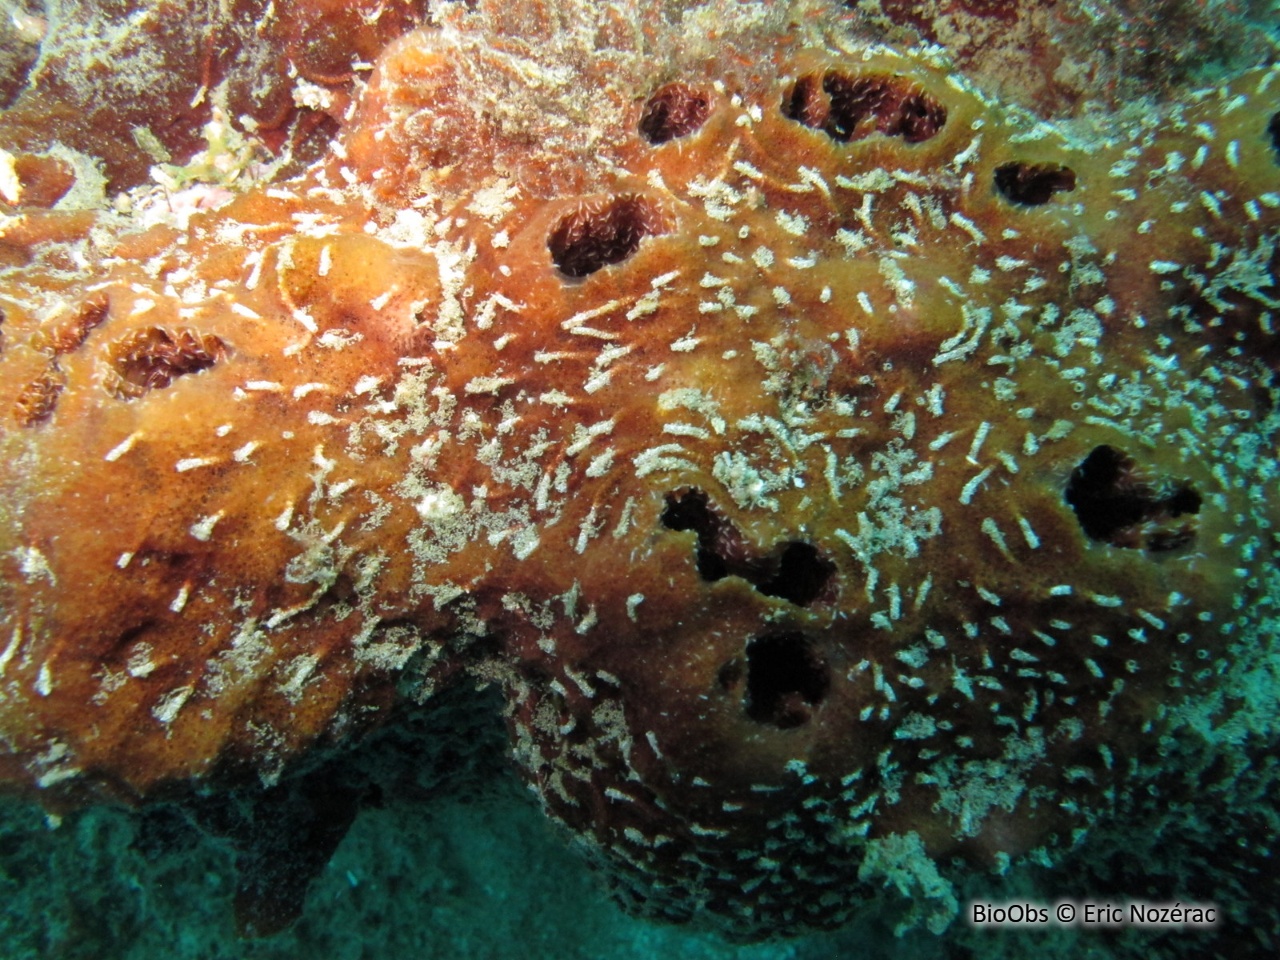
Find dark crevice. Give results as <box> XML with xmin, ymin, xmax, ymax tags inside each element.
<box><xmin>106</xmin><ymin>327</ymin><xmax>228</xmax><ymax>400</ymax></box>
<box><xmin>640</xmin><ymin>83</ymin><xmax>712</xmax><ymax>144</ymax></box>
<box><xmin>1065</xmin><ymin>444</ymin><xmax>1201</xmax><ymax>552</ymax></box>
<box><xmin>783</xmin><ymin>73</ymin><xmax>826</xmax><ymax>130</ymax></box>
<box><xmin>548</xmin><ymin>194</ymin><xmax>665</xmax><ymax>278</ymax></box>
<box><xmin>660</xmin><ymin>489</ymin><xmax>836</xmax><ymax>606</ymax></box>
<box><xmin>45</xmin><ymin>296</ymin><xmax>109</xmax><ymax>355</ymax></box>
<box><xmin>756</xmin><ymin>542</ymin><xmax>837</xmax><ymax>606</ymax></box>
<box><xmin>743</xmin><ymin>632</ymin><xmax>829</xmax><ymax>729</ymax></box>
<box><xmin>783</xmin><ymin>70</ymin><xmax>946</xmax><ymax>144</ymax></box>
<box><xmin>1269</xmin><ymin>111</ymin><xmax>1280</xmax><ymax>163</ymax></box>
<box><xmin>660</xmin><ymin>487</ymin><xmax>748</xmax><ymax>582</ymax></box>
<box><xmin>12</xmin><ymin>363</ymin><xmax>63</xmax><ymax>427</ymax></box>
<box><xmin>994</xmin><ymin>161</ymin><xmax>1077</xmax><ymax>206</ymax></box>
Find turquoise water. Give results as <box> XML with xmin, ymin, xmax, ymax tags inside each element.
<box><xmin>0</xmin><ymin>684</ymin><xmax>1269</xmax><ymax>960</ymax></box>
<box><xmin>0</xmin><ymin>749</ymin><xmax>1188</xmax><ymax>960</ymax></box>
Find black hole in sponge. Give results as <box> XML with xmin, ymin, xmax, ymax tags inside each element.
<box><xmin>1269</xmin><ymin>112</ymin><xmax>1280</xmax><ymax>162</ymax></box>
<box><xmin>660</xmin><ymin>488</ymin><xmax>731</xmax><ymax>581</ymax></box>
<box><xmin>783</xmin><ymin>70</ymin><xmax>946</xmax><ymax>144</ymax></box>
<box><xmin>994</xmin><ymin>161</ymin><xmax>1077</xmax><ymax>206</ymax></box>
<box><xmin>782</xmin><ymin>73</ymin><xmax>827</xmax><ymax>129</ymax></box>
<box><xmin>744</xmin><ymin>632</ymin><xmax>829</xmax><ymax>729</ymax></box>
<box><xmin>548</xmin><ymin>194</ymin><xmax>663</xmax><ymax>278</ymax></box>
<box><xmin>640</xmin><ymin>83</ymin><xmax>712</xmax><ymax>144</ymax></box>
<box><xmin>661</xmin><ymin>490</ymin><xmax>836</xmax><ymax>605</ymax></box>
<box><xmin>896</xmin><ymin>90</ymin><xmax>948</xmax><ymax>143</ymax></box>
<box><xmin>659</xmin><ymin>488</ymin><xmax>713</xmax><ymax>534</ymax></box>
<box><xmin>1066</xmin><ymin>445</ymin><xmax>1145</xmax><ymax>540</ymax></box>
<box><xmin>757</xmin><ymin>542</ymin><xmax>837</xmax><ymax>606</ymax></box>
<box><xmin>822</xmin><ymin>72</ymin><xmax>884</xmax><ymax>142</ymax></box>
<box><xmin>1065</xmin><ymin>445</ymin><xmax>1201</xmax><ymax>551</ymax></box>
<box><xmin>106</xmin><ymin>327</ymin><xmax>228</xmax><ymax>401</ymax></box>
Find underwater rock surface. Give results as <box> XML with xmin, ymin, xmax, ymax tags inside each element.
<box><xmin>0</xmin><ymin>1</ymin><xmax>1277</xmax><ymax>956</ymax></box>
